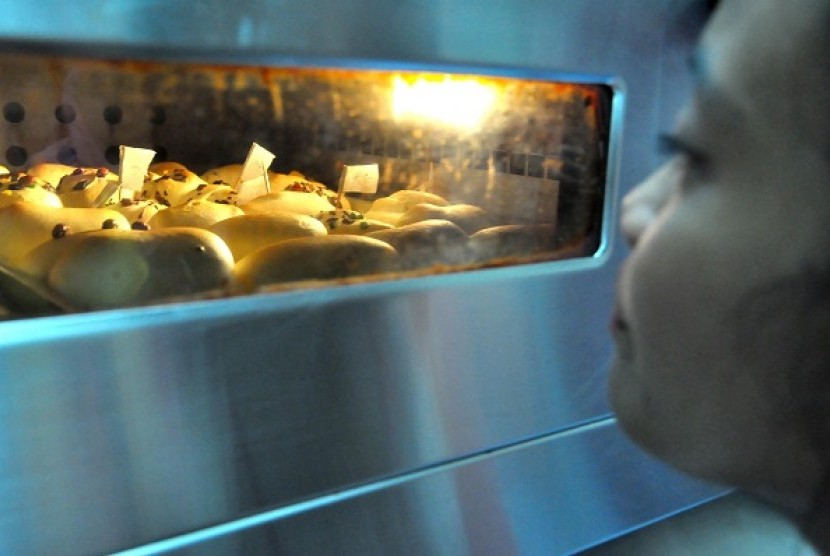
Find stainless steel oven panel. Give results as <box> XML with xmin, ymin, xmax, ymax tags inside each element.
<box><xmin>0</xmin><ymin>0</ymin><xmax>713</xmax><ymax>554</ymax></box>
<box><xmin>115</xmin><ymin>420</ymin><xmax>721</xmax><ymax>555</ymax></box>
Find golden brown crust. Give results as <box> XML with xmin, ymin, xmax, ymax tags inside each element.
<box><xmin>0</xmin><ymin>203</ymin><xmax>130</xmax><ymax>265</ymax></box>
<box><xmin>0</xmin><ymin>172</ymin><xmax>61</xmax><ymax>208</ymax></box>
<box><xmin>25</xmin><ymin>162</ymin><xmax>77</xmax><ymax>187</ymax></box>
<box><xmin>148</xmin><ymin>200</ymin><xmax>244</xmax><ymax>229</ymax></box>
<box><xmin>233</xmin><ymin>235</ymin><xmax>398</xmax><ymax>292</ymax></box>
<box><xmin>33</xmin><ymin>227</ymin><xmax>234</xmax><ymax>310</ymax></box>
<box><xmin>143</xmin><ymin>164</ymin><xmax>207</xmax><ymax>207</ymax></box>
<box><xmin>241</xmin><ymin>190</ymin><xmax>337</xmax><ymax>217</ymax></box>
<box><xmin>315</xmin><ymin>209</ymin><xmax>393</xmax><ymax>235</ymax></box>
<box><xmin>209</xmin><ymin>212</ymin><xmax>328</xmax><ymax>261</ymax></box>
<box><xmin>468</xmin><ymin>224</ymin><xmax>556</xmax><ymax>263</ymax></box>
<box><xmin>368</xmin><ymin>219</ymin><xmax>470</xmax><ymax>270</ymax></box>
<box><xmin>396</xmin><ymin>202</ymin><xmax>492</xmax><ymax>235</ymax></box>
<box><xmin>56</xmin><ymin>168</ymin><xmax>119</xmax><ymax>207</ymax></box>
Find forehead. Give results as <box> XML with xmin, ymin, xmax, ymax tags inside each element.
<box><xmin>698</xmin><ymin>0</ymin><xmax>830</xmax><ymax>143</ymax></box>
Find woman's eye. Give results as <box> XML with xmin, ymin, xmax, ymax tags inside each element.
<box><xmin>658</xmin><ymin>133</ymin><xmax>710</xmax><ymax>172</ymax></box>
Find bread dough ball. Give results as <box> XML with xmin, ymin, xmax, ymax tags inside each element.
<box><xmin>148</xmin><ymin>199</ymin><xmax>244</xmax><ymax>229</ymax></box>
<box><xmin>149</xmin><ymin>161</ymin><xmax>191</xmax><ymax>175</ymax></box>
<box><xmin>389</xmin><ymin>189</ymin><xmax>449</xmax><ymax>207</ymax></box>
<box><xmin>316</xmin><ymin>209</ymin><xmax>393</xmax><ymax>235</ymax></box>
<box><xmin>468</xmin><ymin>224</ymin><xmax>556</xmax><ymax>263</ymax></box>
<box><xmin>56</xmin><ymin>167</ymin><xmax>120</xmax><ymax>207</ymax></box>
<box><xmin>346</xmin><ymin>196</ymin><xmax>373</xmax><ymax>213</ymax></box>
<box><xmin>111</xmin><ymin>199</ymin><xmax>166</xmax><ymax>225</ymax></box>
<box><xmin>396</xmin><ymin>203</ymin><xmax>492</xmax><ymax>235</ymax></box>
<box><xmin>200</xmin><ymin>164</ymin><xmax>243</xmax><ymax>185</ymax></box>
<box><xmin>209</xmin><ymin>212</ymin><xmax>327</xmax><ymax>261</ymax></box>
<box><xmin>25</xmin><ymin>227</ymin><xmax>234</xmax><ymax>310</ymax></box>
<box><xmin>241</xmin><ymin>190</ymin><xmax>337</xmax><ymax>217</ymax></box>
<box><xmin>0</xmin><ymin>173</ymin><xmax>62</xmax><ymax>208</ymax></box>
<box><xmin>142</xmin><ymin>163</ymin><xmax>207</xmax><ymax>207</ymax></box>
<box><xmin>364</xmin><ymin>196</ymin><xmax>407</xmax><ymax>225</ymax></box>
<box><xmin>368</xmin><ymin>219</ymin><xmax>470</xmax><ymax>270</ymax></box>
<box><xmin>0</xmin><ymin>203</ymin><xmax>130</xmax><ymax>265</ymax></box>
<box><xmin>365</xmin><ymin>190</ymin><xmax>449</xmax><ymax>225</ymax></box>
<box><xmin>25</xmin><ymin>162</ymin><xmax>78</xmax><ymax>187</ymax></box>
<box><xmin>185</xmin><ymin>183</ymin><xmax>238</xmax><ymax>205</ymax></box>
<box><xmin>233</xmin><ymin>235</ymin><xmax>399</xmax><ymax>292</ymax></box>
<box><xmin>272</xmin><ymin>172</ymin><xmax>349</xmax><ymax>210</ymax></box>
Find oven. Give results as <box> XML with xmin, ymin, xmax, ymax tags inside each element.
<box><xmin>0</xmin><ymin>1</ymin><xmax>722</xmax><ymax>554</ymax></box>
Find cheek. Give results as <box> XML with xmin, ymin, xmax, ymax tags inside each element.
<box><xmin>623</xmin><ymin>203</ymin><xmax>728</xmax><ymax>379</ymax></box>
<box><xmin>611</xmin><ymin>202</ymin><xmax>756</xmax><ymax>452</ymax></box>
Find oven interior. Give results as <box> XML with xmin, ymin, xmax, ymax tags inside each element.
<box><xmin>0</xmin><ymin>53</ymin><xmax>611</xmax><ymax>318</ymax></box>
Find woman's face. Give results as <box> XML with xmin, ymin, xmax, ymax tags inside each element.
<box><xmin>609</xmin><ymin>0</ymin><xmax>830</xmax><ymax>505</ymax></box>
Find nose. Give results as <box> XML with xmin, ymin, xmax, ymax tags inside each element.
<box><xmin>620</xmin><ymin>157</ymin><xmax>682</xmax><ymax>247</ymax></box>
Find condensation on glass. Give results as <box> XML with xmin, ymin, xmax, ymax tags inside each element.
<box><xmin>0</xmin><ymin>53</ymin><xmax>612</xmax><ymax>318</ymax></box>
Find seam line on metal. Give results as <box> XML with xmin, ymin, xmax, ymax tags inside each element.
<box><xmin>114</xmin><ymin>415</ymin><xmax>617</xmax><ymax>555</ymax></box>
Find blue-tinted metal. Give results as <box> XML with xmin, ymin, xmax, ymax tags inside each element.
<box><xmin>0</xmin><ymin>1</ymin><xmax>717</xmax><ymax>554</ymax></box>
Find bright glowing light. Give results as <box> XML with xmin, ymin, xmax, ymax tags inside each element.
<box><xmin>392</xmin><ymin>75</ymin><xmax>498</xmax><ymax>129</ymax></box>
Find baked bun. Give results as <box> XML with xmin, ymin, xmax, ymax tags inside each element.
<box><xmin>19</xmin><ymin>227</ymin><xmax>234</xmax><ymax>310</ymax></box>
<box><xmin>316</xmin><ymin>209</ymin><xmax>393</xmax><ymax>235</ymax></box>
<box><xmin>209</xmin><ymin>212</ymin><xmax>327</xmax><ymax>261</ymax></box>
<box><xmin>468</xmin><ymin>224</ymin><xmax>556</xmax><ymax>263</ymax></box>
<box><xmin>200</xmin><ymin>164</ymin><xmax>243</xmax><ymax>185</ymax></box>
<box><xmin>185</xmin><ymin>183</ymin><xmax>238</xmax><ymax>205</ymax></box>
<box><xmin>56</xmin><ymin>167</ymin><xmax>119</xmax><ymax>207</ymax></box>
<box><xmin>0</xmin><ymin>173</ymin><xmax>61</xmax><ymax>208</ymax></box>
<box><xmin>345</xmin><ymin>196</ymin><xmax>373</xmax><ymax>214</ymax></box>
<box><xmin>368</xmin><ymin>219</ymin><xmax>470</xmax><ymax>270</ymax></box>
<box><xmin>111</xmin><ymin>199</ymin><xmax>165</xmax><ymax>225</ymax></box>
<box><xmin>148</xmin><ymin>162</ymin><xmax>190</xmax><ymax>175</ymax></box>
<box><xmin>201</xmin><ymin>164</ymin><xmax>269</xmax><ymax>206</ymax></box>
<box><xmin>241</xmin><ymin>190</ymin><xmax>336</xmax><ymax>217</ymax></box>
<box><xmin>25</xmin><ymin>162</ymin><xmax>77</xmax><ymax>187</ymax></box>
<box><xmin>396</xmin><ymin>203</ymin><xmax>492</xmax><ymax>235</ymax></box>
<box><xmin>272</xmin><ymin>172</ymin><xmax>349</xmax><ymax>209</ymax></box>
<box><xmin>0</xmin><ymin>202</ymin><xmax>130</xmax><ymax>265</ymax></box>
<box><xmin>142</xmin><ymin>164</ymin><xmax>207</xmax><ymax>207</ymax></box>
<box><xmin>233</xmin><ymin>235</ymin><xmax>398</xmax><ymax>292</ymax></box>
<box><xmin>148</xmin><ymin>199</ymin><xmax>244</xmax><ymax>229</ymax></box>
<box><xmin>365</xmin><ymin>190</ymin><xmax>449</xmax><ymax>225</ymax></box>
<box><xmin>389</xmin><ymin>189</ymin><xmax>449</xmax><ymax>207</ymax></box>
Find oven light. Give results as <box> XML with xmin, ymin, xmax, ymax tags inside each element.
<box><xmin>391</xmin><ymin>75</ymin><xmax>498</xmax><ymax>129</ymax></box>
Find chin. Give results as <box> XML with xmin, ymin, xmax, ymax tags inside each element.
<box><xmin>608</xmin><ymin>356</ymin><xmax>654</xmax><ymax>449</ymax></box>
<box><xmin>609</xmin><ymin>357</ymin><xmax>706</xmax><ymax>478</ymax></box>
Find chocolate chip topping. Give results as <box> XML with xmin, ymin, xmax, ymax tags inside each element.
<box><xmin>52</xmin><ymin>223</ymin><xmax>69</xmax><ymax>239</ymax></box>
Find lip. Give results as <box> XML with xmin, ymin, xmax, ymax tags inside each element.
<box><xmin>610</xmin><ymin>301</ymin><xmax>634</xmax><ymax>361</ymax></box>
<box><xmin>610</xmin><ymin>302</ymin><xmax>628</xmax><ymax>333</ymax></box>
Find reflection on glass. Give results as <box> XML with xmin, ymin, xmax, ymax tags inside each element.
<box><xmin>0</xmin><ymin>54</ymin><xmax>612</xmax><ymax>318</ymax></box>
<box><xmin>391</xmin><ymin>75</ymin><xmax>499</xmax><ymax>130</ymax></box>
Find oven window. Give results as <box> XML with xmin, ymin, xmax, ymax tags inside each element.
<box><xmin>0</xmin><ymin>54</ymin><xmax>612</xmax><ymax>317</ymax></box>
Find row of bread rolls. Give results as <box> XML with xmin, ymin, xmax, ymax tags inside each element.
<box><xmin>0</xmin><ymin>160</ymin><xmax>556</xmax><ymax>314</ymax></box>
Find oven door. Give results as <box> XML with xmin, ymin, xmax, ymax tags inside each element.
<box><xmin>0</xmin><ymin>1</ymin><xmax>722</xmax><ymax>554</ymax></box>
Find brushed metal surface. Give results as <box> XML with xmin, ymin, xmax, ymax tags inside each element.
<box><xmin>115</xmin><ymin>420</ymin><xmax>721</xmax><ymax>555</ymax></box>
<box><xmin>0</xmin><ymin>0</ymin><xmax>716</xmax><ymax>554</ymax></box>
